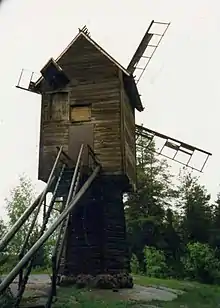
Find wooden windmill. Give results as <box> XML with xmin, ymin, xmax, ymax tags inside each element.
<box><xmin>16</xmin><ymin>21</ymin><xmax>212</xmax><ymax>288</ymax></box>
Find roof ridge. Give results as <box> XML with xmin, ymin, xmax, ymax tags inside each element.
<box><xmin>35</xmin><ymin>30</ymin><xmax>130</xmax><ymax>87</ymax></box>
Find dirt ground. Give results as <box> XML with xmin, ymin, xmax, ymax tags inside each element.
<box><xmin>5</xmin><ymin>274</ymin><xmax>184</xmax><ymax>304</ymax></box>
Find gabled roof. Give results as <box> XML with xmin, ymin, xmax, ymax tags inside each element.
<box><xmin>57</xmin><ymin>31</ymin><xmax>130</xmax><ymax>76</ymax></box>
<box><xmin>34</xmin><ymin>29</ymin><xmax>143</xmax><ymax>112</ymax></box>
<box><xmin>35</xmin><ymin>30</ymin><xmax>130</xmax><ymax>87</ymax></box>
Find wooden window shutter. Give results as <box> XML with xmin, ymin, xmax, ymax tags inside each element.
<box><xmin>70</xmin><ymin>105</ymin><xmax>91</xmax><ymax>122</ymax></box>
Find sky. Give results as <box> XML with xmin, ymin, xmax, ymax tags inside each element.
<box><xmin>0</xmin><ymin>0</ymin><xmax>219</xmax><ymax>218</ymax></box>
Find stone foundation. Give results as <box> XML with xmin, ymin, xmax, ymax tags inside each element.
<box><xmin>59</xmin><ymin>272</ymin><xmax>133</xmax><ymax>289</ymax></box>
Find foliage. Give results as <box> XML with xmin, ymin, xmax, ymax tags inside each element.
<box><xmin>1</xmin><ymin>136</ymin><xmax>220</xmax><ymax>290</ymax></box>
<box><xmin>1</xmin><ymin>175</ymin><xmax>66</xmax><ymax>275</ymax></box>
<box><xmin>4</xmin><ymin>175</ymin><xmax>38</xmax><ymax>257</ymax></box>
<box><xmin>43</xmin><ymin>199</ymin><xmax>62</xmax><ymax>267</ymax></box>
<box><xmin>142</xmin><ymin>277</ymin><xmax>220</xmax><ymax>308</ymax></box>
<box><xmin>125</xmin><ymin>138</ymin><xmax>176</xmax><ymax>270</ymax></box>
<box><xmin>0</xmin><ymin>292</ymin><xmax>15</xmax><ymax>308</ymax></box>
<box><xmin>53</xmin><ymin>276</ymin><xmax>220</xmax><ymax>308</ymax></box>
<box><xmin>130</xmin><ymin>253</ymin><xmax>140</xmax><ymax>274</ymax></box>
<box><xmin>182</xmin><ymin>242</ymin><xmax>220</xmax><ymax>283</ymax></box>
<box><xmin>210</xmin><ymin>193</ymin><xmax>220</xmax><ymax>252</ymax></box>
<box><xmin>176</xmin><ymin>171</ymin><xmax>212</xmax><ymax>244</ymax></box>
<box><xmin>125</xmin><ymin>134</ymin><xmax>220</xmax><ymax>284</ymax></box>
<box><xmin>143</xmin><ymin>246</ymin><xmax>169</xmax><ymax>278</ymax></box>
<box><xmin>2</xmin><ymin>175</ymin><xmax>59</xmax><ymax>272</ymax></box>
<box><xmin>0</xmin><ymin>218</ymin><xmax>8</xmax><ymax>275</ymax></box>
<box><xmin>125</xmin><ymin>135</ymin><xmax>220</xmax><ymax>285</ymax></box>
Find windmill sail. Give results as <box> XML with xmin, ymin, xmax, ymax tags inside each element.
<box><xmin>127</xmin><ymin>21</ymin><xmax>170</xmax><ymax>83</ymax></box>
<box><xmin>136</xmin><ymin>124</ymin><xmax>212</xmax><ymax>172</ymax></box>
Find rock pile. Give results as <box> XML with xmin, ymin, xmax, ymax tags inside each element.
<box><xmin>59</xmin><ymin>272</ymin><xmax>133</xmax><ymax>289</ymax></box>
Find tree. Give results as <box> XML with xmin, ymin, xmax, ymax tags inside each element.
<box><xmin>0</xmin><ymin>218</ymin><xmax>6</xmax><ymax>235</ymax></box>
<box><xmin>143</xmin><ymin>246</ymin><xmax>168</xmax><ymax>278</ymax></box>
<box><xmin>43</xmin><ymin>198</ymin><xmax>63</xmax><ymax>267</ymax></box>
<box><xmin>176</xmin><ymin>170</ymin><xmax>212</xmax><ymax>245</ymax></box>
<box><xmin>125</xmin><ymin>137</ymin><xmax>176</xmax><ymax>267</ymax></box>
<box><xmin>4</xmin><ymin>175</ymin><xmax>63</xmax><ymax>269</ymax></box>
<box><xmin>0</xmin><ymin>218</ymin><xmax>8</xmax><ymax>274</ymax></box>
<box><xmin>209</xmin><ymin>193</ymin><xmax>220</xmax><ymax>254</ymax></box>
<box><xmin>183</xmin><ymin>242</ymin><xmax>220</xmax><ymax>283</ymax></box>
<box><xmin>161</xmin><ymin>208</ymin><xmax>183</xmax><ymax>277</ymax></box>
<box><xmin>4</xmin><ymin>175</ymin><xmax>39</xmax><ymax>263</ymax></box>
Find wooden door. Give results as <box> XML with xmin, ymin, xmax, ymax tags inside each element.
<box><xmin>68</xmin><ymin>124</ymin><xmax>94</xmax><ymax>164</ymax></box>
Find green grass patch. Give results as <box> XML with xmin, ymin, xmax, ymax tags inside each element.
<box><xmin>135</xmin><ymin>275</ymin><xmax>220</xmax><ymax>308</ymax></box>
<box><xmin>53</xmin><ymin>286</ymin><xmax>135</xmax><ymax>308</ymax></box>
<box><xmin>151</xmin><ymin>285</ymin><xmax>220</xmax><ymax>308</ymax></box>
<box><xmin>31</xmin><ymin>267</ymin><xmax>52</xmax><ymax>275</ymax></box>
<box><xmin>52</xmin><ymin>275</ymin><xmax>220</xmax><ymax>308</ymax></box>
<box><xmin>133</xmin><ymin>274</ymin><xmax>199</xmax><ymax>291</ymax></box>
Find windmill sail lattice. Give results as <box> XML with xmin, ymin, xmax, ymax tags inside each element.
<box><xmin>136</xmin><ymin>124</ymin><xmax>212</xmax><ymax>172</ymax></box>
<box><xmin>127</xmin><ymin>20</ymin><xmax>170</xmax><ymax>83</ymax></box>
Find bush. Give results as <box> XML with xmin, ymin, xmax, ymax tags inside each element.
<box><xmin>0</xmin><ymin>293</ymin><xmax>15</xmax><ymax>308</ymax></box>
<box><xmin>182</xmin><ymin>242</ymin><xmax>220</xmax><ymax>284</ymax></box>
<box><xmin>130</xmin><ymin>254</ymin><xmax>140</xmax><ymax>274</ymax></box>
<box><xmin>143</xmin><ymin>246</ymin><xmax>169</xmax><ymax>278</ymax></box>
<box><xmin>0</xmin><ymin>277</ymin><xmax>15</xmax><ymax>308</ymax></box>
<box><xmin>0</xmin><ymin>254</ymin><xmax>17</xmax><ymax>274</ymax></box>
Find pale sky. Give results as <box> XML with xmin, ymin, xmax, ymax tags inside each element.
<box><xmin>0</xmin><ymin>0</ymin><xmax>219</xmax><ymax>218</ymax></box>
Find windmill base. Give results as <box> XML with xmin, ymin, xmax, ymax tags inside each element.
<box><xmin>59</xmin><ymin>175</ymin><xmax>132</xmax><ymax>288</ymax></box>
<box><xmin>59</xmin><ymin>272</ymin><xmax>133</xmax><ymax>289</ymax></box>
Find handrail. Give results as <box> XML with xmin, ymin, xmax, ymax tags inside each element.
<box><xmin>57</xmin><ymin>144</ymin><xmax>100</xmax><ymax>170</ymax></box>
<box><xmin>87</xmin><ymin>144</ymin><xmax>100</xmax><ymax>166</ymax></box>
<box><xmin>56</xmin><ymin>146</ymin><xmax>75</xmax><ymax>166</ymax></box>
<box><xmin>46</xmin><ymin>144</ymin><xmax>84</xmax><ymax>307</ymax></box>
<box><xmin>0</xmin><ymin>164</ymin><xmax>101</xmax><ymax>294</ymax></box>
<box><xmin>16</xmin><ymin>164</ymin><xmax>66</xmax><ymax>307</ymax></box>
<box><xmin>56</xmin><ymin>144</ymin><xmax>85</xmax><ymax>268</ymax></box>
<box><xmin>0</xmin><ymin>146</ymin><xmax>63</xmax><ymax>253</ymax></box>
<box><xmin>19</xmin><ymin>147</ymin><xmax>63</xmax><ymax>260</ymax></box>
<box><xmin>0</xmin><ymin>192</ymin><xmax>42</xmax><ymax>252</ymax></box>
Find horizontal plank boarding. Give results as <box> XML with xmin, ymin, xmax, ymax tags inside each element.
<box><xmin>38</xmin><ymin>35</ymin><xmax>124</xmax><ymax>182</ymax></box>
<box><xmin>57</xmin><ymin>36</ymin><xmax>119</xmax><ymax>82</ymax></box>
<box><xmin>121</xmin><ymin>87</ymin><xmax>136</xmax><ymax>189</ymax></box>
<box><xmin>39</xmin><ymin>103</ymin><xmax>70</xmax><ymax>181</ymax></box>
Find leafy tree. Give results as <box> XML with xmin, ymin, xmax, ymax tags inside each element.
<box><xmin>0</xmin><ymin>217</ymin><xmax>7</xmax><ymax>236</ymax></box>
<box><xmin>160</xmin><ymin>208</ymin><xmax>183</xmax><ymax>277</ymax></box>
<box><xmin>4</xmin><ymin>175</ymin><xmax>62</xmax><ymax>269</ymax></box>
<box><xmin>0</xmin><ymin>218</ymin><xmax>9</xmax><ymax>274</ymax></box>
<box><xmin>183</xmin><ymin>242</ymin><xmax>220</xmax><ymax>283</ymax></box>
<box><xmin>125</xmin><ymin>137</ymin><xmax>176</xmax><ymax>268</ymax></box>
<box><xmin>176</xmin><ymin>171</ymin><xmax>212</xmax><ymax>245</ymax></box>
<box><xmin>4</xmin><ymin>175</ymin><xmax>40</xmax><ymax>267</ymax></box>
<box><xmin>43</xmin><ymin>198</ymin><xmax>63</xmax><ymax>267</ymax></box>
<box><xmin>143</xmin><ymin>246</ymin><xmax>168</xmax><ymax>278</ymax></box>
<box><xmin>210</xmin><ymin>193</ymin><xmax>220</xmax><ymax>252</ymax></box>
<box><xmin>130</xmin><ymin>253</ymin><xmax>140</xmax><ymax>274</ymax></box>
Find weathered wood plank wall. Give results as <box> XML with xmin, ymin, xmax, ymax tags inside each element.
<box><xmin>38</xmin><ymin>35</ymin><xmax>136</xmax><ymax>189</ymax></box>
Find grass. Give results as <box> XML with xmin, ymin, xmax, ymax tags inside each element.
<box><xmin>133</xmin><ymin>274</ymin><xmax>199</xmax><ymax>291</ymax></box>
<box><xmin>53</xmin><ymin>287</ymin><xmax>134</xmax><ymax>308</ymax></box>
<box><xmin>52</xmin><ymin>275</ymin><xmax>220</xmax><ymax>308</ymax></box>
<box><xmin>152</xmin><ymin>284</ymin><xmax>220</xmax><ymax>307</ymax></box>
<box><xmin>31</xmin><ymin>267</ymin><xmax>52</xmax><ymax>275</ymax></box>
<box><xmin>1</xmin><ymin>266</ymin><xmax>52</xmax><ymax>276</ymax></box>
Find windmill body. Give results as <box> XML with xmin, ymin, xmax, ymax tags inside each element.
<box><xmin>15</xmin><ymin>22</ymin><xmax>211</xmax><ymax>286</ymax></box>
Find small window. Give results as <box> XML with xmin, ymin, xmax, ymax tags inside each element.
<box><xmin>50</xmin><ymin>92</ymin><xmax>69</xmax><ymax>121</ymax></box>
<box><xmin>70</xmin><ymin>105</ymin><xmax>91</xmax><ymax>122</ymax></box>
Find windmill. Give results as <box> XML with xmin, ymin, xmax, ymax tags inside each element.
<box><xmin>0</xmin><ymin>21</ymin><xmax>212</xmax><ymax>306</ymax></box>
